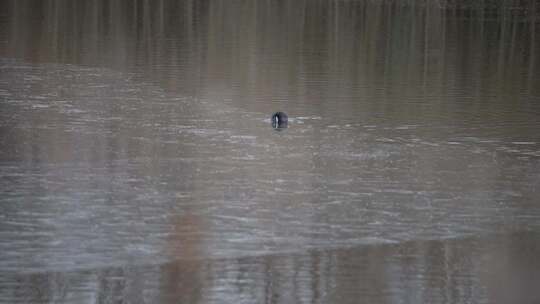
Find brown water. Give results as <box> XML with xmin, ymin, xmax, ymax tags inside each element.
<box><xmin>1</xmin><ymin>1</ymin><xmax>540</xmax><ymax>303</ymax></box>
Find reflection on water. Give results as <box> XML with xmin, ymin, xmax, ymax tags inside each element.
<box><xmin>1</xmin><ymin>0</ymin><xmax>540</xmax><ymax>303</ymax></box>
<box><xmin>2</xmin><ymin>233</ymin><xmax>540</xmax><ymax>303</ymax></box>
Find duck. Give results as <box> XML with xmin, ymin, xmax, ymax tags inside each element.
<box><xmin>271</xmin><ymin>111</ymin><xmax>288</xmax><ymax>129</ymax></box>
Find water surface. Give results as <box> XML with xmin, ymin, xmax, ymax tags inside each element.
<box><xmin>1</xmin><ymin>1</ymin><xmax>540</xmax><ymax>303</ymax></box>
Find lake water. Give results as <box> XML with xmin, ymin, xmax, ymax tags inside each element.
<box><xmin>1</xmin><ymin>1</ymin><xmax>540</xmax><ymax>303</ymax></box>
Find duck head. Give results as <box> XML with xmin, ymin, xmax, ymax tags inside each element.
<box><xmin>271</xmin><ymin>111</ymin><xmax>288</xmax><ymax>129</ymax></box>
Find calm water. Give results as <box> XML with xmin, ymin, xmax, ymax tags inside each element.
<box><xmin>1</xmin><ymin>1</ymin><xmax>540</xmax><ymax>303</ymax></box>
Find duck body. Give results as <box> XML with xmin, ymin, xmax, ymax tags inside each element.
<box><xmin>271</xmin><ymin>112</ymin><xmax>288</xmax><ymax>129</ymax></box>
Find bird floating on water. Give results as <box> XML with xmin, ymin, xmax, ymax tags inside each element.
<box><xmin>271</xmin><ymin>112</ymin><xmax>288</xmax><ymax>129</ymax></box>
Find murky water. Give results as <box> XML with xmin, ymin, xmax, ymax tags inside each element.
<box><xmin>1</xmin><ymin>1</ymin><xmax>540</xmax><ymax>303</ymax></box>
